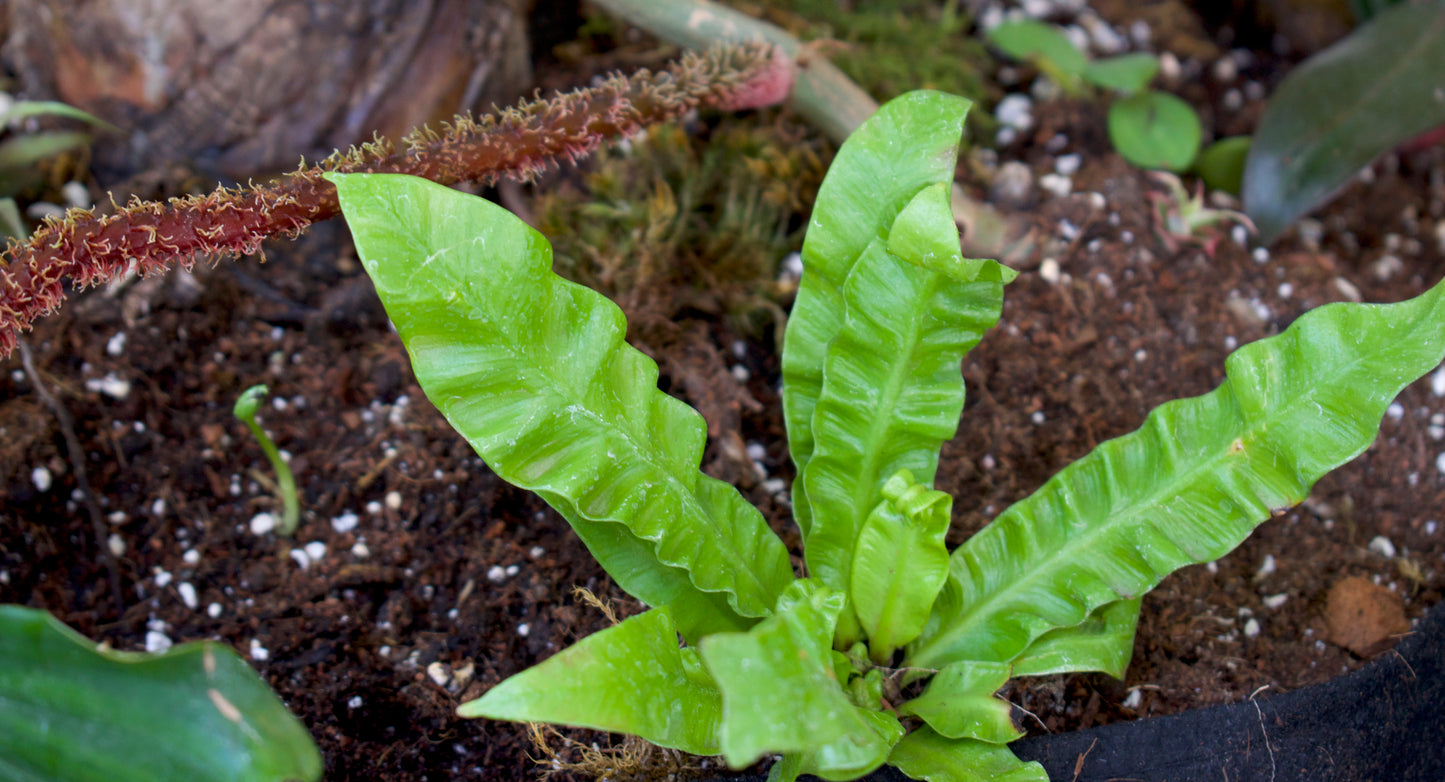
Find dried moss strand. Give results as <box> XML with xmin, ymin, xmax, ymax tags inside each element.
<box><xmin>0</xmin><ymin>42</ymin><xmax>782</xmax><ymax>356</ymax></box>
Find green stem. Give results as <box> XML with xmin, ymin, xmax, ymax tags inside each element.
<box><xmin>591</xmin><ymin>0</ymin><xmax>876</xmax><ymax>143</ymax></box>
<box><xmin>233</xmin><ymin>385</ymin><xmax>300</xmax><ymax>536</ymax></box>
<box><xmin>592</xmin><ymin>0</ymin><xmax>1033</xmax><ymax>263</ymax></box>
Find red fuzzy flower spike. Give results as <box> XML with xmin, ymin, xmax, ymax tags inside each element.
<box><xmin>0</xmin><ymin>42</ymin><xmax>788</xmax><ymax>356</ymax></box>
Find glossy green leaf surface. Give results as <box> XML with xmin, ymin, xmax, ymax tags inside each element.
<box><xmin>798</xmin><ymin>181</ymin><xmax>1008</xmax><ymax>606</ymax></box>
<box><xmin>886</xmin><ymin>183</ymin><xmax>1011</xmax><ymax>285</ymax></box>
<box><xmin>909</xmin><ymin>278</ymin><xmax>1445</xmax><ymax>669</ymax></box>
<box><xmin>849</xmin><ymin>470</ymin><xmax>952</xmax><ymax>661</ymax></box>
<box><xmin>458</xmin><ymin>608</ymin><xmax>722</xmax><ymax>755</ymax></box>
<box><xmin>1107</xmin><ymin>91</ymin><xmax>1201</xmax><ymax>172</ymax></box>
<box><xmin>1011</xmin><ymin>597</ymin><xmax>1141</xmax><ymax>679</ymax></box>
<box><xmin>1242</xmin><ymin>0</ymin><xmax>1445</xmax><ymax>241</ymax></box>
<box><xmin>700</xmin><ymin>580</ymin><xmax>884</xmax><ymax>768</ymax></box>
<box><xmin>781</xmin><ymin>90</ymin><xmax>974</xmax><ymax>542</ymax></box>
<box><xmin>898</xmin><ymin>661</ymin><xmax>1019</xmax><ymax>744</ymax></box>
<box><xmin>1082</xmin><ymin>53</ymin><xmax>1159</xmax><ymax>94</ymax></box>
<box><xmin>0</xmin><ymin>605</ymin><xmax>320</xmax><ymax>782</ymax></box>
<box><xmin>798</xmin><ymin>708</ymin><xmax>904</xmax><ymax>781</ymax></box>
<box><xmin>330</xmin><ymin>172</ymin><xmax>793</xmax><ymax>640</ymax></box>
<box><xmin>985</xmin><ymin>20</ymin><xmax>1087</xmax><ymax>78</ymax></box>
<box><xmin>888</xmin><ymin>727</ymin><xmax>1047</xmax><ymax>782</ymax></box>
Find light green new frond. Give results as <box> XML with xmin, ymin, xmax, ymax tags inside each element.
<box><xmin>459</xmin><ymin>608</ymin><xmax>722</xmax><ymax>755</ymax></box>
<box><xmin>909</xmin><ymin>278</ymin><xmax>1445</xmax><ymax>668</ymax></box>
<box><xmin>782</xmin><ymin>90</ymin><xmax>975</xmax><ymax>541</ymax></box>
<box><xmin>330</xmin><ymin>172</ymin><xmax>794</xmax><ymax>640</ymax></box>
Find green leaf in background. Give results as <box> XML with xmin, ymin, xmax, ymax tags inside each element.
<box><xmin>898</xmin><ymin>661</ymin><xmax>1020</xmax><ymax>744</ymax></box>
<box><xmin>328</xmin><ymin>172</ymin><xmax>793</xmax><ymax>640</ymax></box>
<box><xmin>908</xmin><ymin>277</ymin><xmax>1445</xmax><ymax>669</ymax></box>
<box><xmin>849</xmin><ymin>470</ymin><xmax>952</xmax><ymax>662</ymax></box>
<box><xmin>1107</xmin><ymin>91</ymin><xmax>1202</xmax><ymax>171</ymax></box>
<box><xmin>888</xmin><ymin>727</ymin><xmax>1047</xmax><ymax>782</ymax></box>
<box><xmin>0</xmin><ymin>130</ymin><xmax>93</xmax><ymax>170</ymax></box>
<box><xmin>1348</xmin><ymin>0</ymin><xmax>1406</xmax><ymax>22</ymax></box>
<box><xmin>782</xmin><ymin>90</ymin><xmax>974</xmax><ymax>543</ymax></box>
<box><xmin>458</xmin><ymin>608</ymin><xmax>722</xmax><ymax>755</ymax></box>
<box><xmin>1081</xmin><ymin>53</ymin><xmax>1160</xmax><ymax>94</ymax></box>
<box><xmin>0</xmin><ymin>100</ymin><xmax>119</xmax><ymax>131</ymax></box>
<box><xmin>0</xmin><ymin>197</ymin><xmax>27</xmax><ymax>240</ymax></box>
<box><xmin>887</xmin><ymin>182</ymin><xmax>1016</xmax><ymax>286</ymax></box>
<box><xmin>0</xmin><ymin>605</ymin><xmax>320</xmax><ymax>782</ymax></box>
<box><xmin>1010</xmin><ymin>597</ymin><xmax>1142</xmax><ymax>679</ymax></box>
<box><xmin>0</xmin><ymin>130</ymin><xmax>92</xmax><ymax>196</ymax></box>
<box><xmin>1242</xmin><ymin>0</ymin><xmax>1445</xmax><ymax>241</ymax></box>
<box><xmin>700</xmin><ymin>580</ymin><xmax>891</xmax><ymax>769</ymax></box>
<box><xmin>1194</xmin><ymin>136</ymin><xmax>1252</xmax><ymax>197</ymax></box>
<box><xmin>985</xmin><ymin>19</ymin><xmax>1087</xmax><ymax>82</ymax></box>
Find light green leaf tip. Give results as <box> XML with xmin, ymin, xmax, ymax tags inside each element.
<box><xmin>887</xmin><ymin>183</ymin><xmax>1017</xmax><ymax>284</ymax></box>
<box><xmin>898</xmin><ymin>661</ymin><xmax>1021</xmax><ymax>744</ymax></box>
<box><xmin>1011</xmin><ymin>597</ymin><xmax>1142</xmax><ymax>679</ymax></box>
<box><xmin>458</xmin><ymin>608</ymin><xmax>722</xmax><ymax>756</ymax></box>
<box><xmin>910</xmin><ymin>277</ymin><xmax>1445</xmax><ymax>669</ymax></box>
<box><xmin>850</xmin><ymin>469</ymin><xmax>952</xmax><ymax>662</ymax></box>
<box><xmin>700</xmin><ymin>580</ymin><xmax>890</xmax><ymax>769</ymax></box>
<box><xmin>0</xmin><ymin>605</ymin><xmax>320</xmax><ymax>782</ymax></box>
<box><xmin>889</xmin><ymin>727</ymin><xmax>1047</xmax><ymax>782</ymax></box>
<box><xmin>327</xmin><ymin>172</ymin><xmax>793</xmax><ymax>640</ymax></box>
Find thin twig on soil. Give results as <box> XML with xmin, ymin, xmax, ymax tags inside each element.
<box><xmin>18</xmin><ymin>338</ymin><xmax>124</xmax><ymax>620</ymax></box>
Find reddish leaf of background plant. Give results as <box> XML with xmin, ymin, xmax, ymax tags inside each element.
<box><xmin>1243</xmin><ymin>0</ymin><xmax>1445</xmax><ymax>242</ymax></box>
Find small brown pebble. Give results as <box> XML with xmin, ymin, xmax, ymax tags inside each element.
<box><xmin>1323</xmin><ymin>576</ymin><xmax>1410</xmax><ymax>656</ymax></box>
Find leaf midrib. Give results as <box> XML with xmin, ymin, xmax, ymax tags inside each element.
<box><xmin>808</xmin><ymin>268</ymin><xmax>940</xmax><ymax>580</ymax></box>
<box><xmin>430</xmin><ymin>247</ymin><xmax>776</xmax><ymax>614</ymax></box>
<box><xmin>907</xmin><ymin>346</ymin><xmax>1368</xmax><ymax>668</ymax></box>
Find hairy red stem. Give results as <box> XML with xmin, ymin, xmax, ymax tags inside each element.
<box><xmin>0</xmin><ymin>42</ymin><xmax>792</xmax><ymax>356</ymax></box>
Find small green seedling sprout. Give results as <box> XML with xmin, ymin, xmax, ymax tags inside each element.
<box><xmin>233</xmin><ymin>384</ymin><xmax>299</xmax><ymax>535</ymax></box>
<box><xmin>986</xmin><ymin>19</ymin><xmax>1202</xmax><ymax>172</ymax></box>
<box><xmin>1148</xmin><ymin>170</ymin><xmax>1256</xmax><ymax>258</ymax></box>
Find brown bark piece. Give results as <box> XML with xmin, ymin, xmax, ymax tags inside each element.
<box><xmin>1323</xmin><ymin>576</ymin><xmax>1410</xmax><ymax>656</ymax></box>
<box><xmin>2</xmin><ymin>0</ymin><xmax>532</xmax><ymax>179</ymax></box>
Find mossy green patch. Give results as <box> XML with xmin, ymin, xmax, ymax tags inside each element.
<box><xmin>535</xmin><ymin>119</ymin><xmax>827</xmax><ymax>337</ymax></box>
<box><xmin>752</xmin><ymin>0</ymin><xmax>996</xmax><ymax>134</ymax></box>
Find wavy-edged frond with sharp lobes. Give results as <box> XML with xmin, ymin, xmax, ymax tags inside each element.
<box><xmin>908</xmin><ymin>279</ymin><xmax>1445</xmax><ymax>668</ymax></box>
<box><xmin>801</xmin><ymin>183</ymin><xmax>1011</xmax><ymax>607</ymax></box>
<box><xmin>459</xmin><ymin>608</ymin><xmax>722</xmax><ymax>755</ymax></box>
<box><xmin>782</xmin><ymin>90</ymin><xmax>977</xmax><ymax>542</ymax></box>
<box><xmin>329</xmin><ymin>172</ymin><xmax>794</xmax><ymax>641</ymax></box>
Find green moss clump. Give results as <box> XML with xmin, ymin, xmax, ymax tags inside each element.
<box><xmin>751</xmin><ymin>0</ymin><xmax>997</xmax><ymax>132</ymax></box>
<box><xmin>535</xmin><ymin>118</ymin><xmax>826</xmax><ymax>337</ymax></box>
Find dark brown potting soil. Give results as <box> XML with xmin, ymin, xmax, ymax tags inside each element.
<box><xmin>4</xmin><ymin>7</ymin><xmax>1445</xmax><ymax>782</ymax></box>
